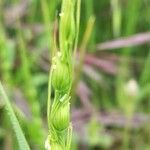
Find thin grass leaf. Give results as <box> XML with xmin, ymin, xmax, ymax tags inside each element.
<box><xmin>41</xmin><ymin>0</ymin><xmax>52</xmax><ymax>59</ymax></box>
<box><xmin>0</xmin><ymin>82</ymin><xmax>30</xmax><ymax>150</ymax></box>
<box><xmin>73</xmin><ymin>0</ymin><xmax>81</xmax><ymax>57</ymax></box>
<box><xmin>111</xmin><ymin>0</ymin><xmax>122</xmax><ymax>37</ymax></box>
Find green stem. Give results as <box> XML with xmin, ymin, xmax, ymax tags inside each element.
<box><xmin>73</xmin><ymin>0</ymin><xmax>81</xmax><ymax>57</ymax></box>
<box><xmin>123</xmin><ymin>118</ymin><xmax>131</xmax><ymax>150</ymax></box>
<box><xmin>47</xmin><ymin>68</ymin><xmax>53</xmax><ymax>129</ymax></box>
<box><xmin>0</xmin><ymin>82</ymin><xmax>30</xmax><ymax>150</ymax></box>
<box><xmin>66</xmin><ymin>124</ymin><xmax>73</xmax><ymax>150</ymax></box>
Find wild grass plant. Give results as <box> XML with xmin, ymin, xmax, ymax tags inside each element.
<box><xmin>45</xmin><ymin>0</ymin><xmax>81</xmax><ymax>149</ymax></box>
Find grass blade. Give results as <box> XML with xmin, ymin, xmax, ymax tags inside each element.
<box><xmin>0</xmin><ymin>82</ymin><xmax>30</xmax><ymax>150</ymax></box>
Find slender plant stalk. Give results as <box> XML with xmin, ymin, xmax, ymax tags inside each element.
<box><xmin>41</xmin><ymin>0</ymin><xmax>58</xmax><ymax>59</ymax></box>
<box><xmin>0</xmin><ymin>82</ymin><xmax>30</xmax><ymax>150</ymax></box>
<box><xmin>45</xmin><ymin>0</ymin><xmax>81</xmax><ymax>149</ymax></box>
<box><xmin>47</xmin><ymin>68</ymin><xmax>53</xmax><ymax>128</ymax></box>
<box><xmin>111</xmin><ymin>0</ymin><xmax>122</xmax><ymax>37</ymax></box>
<box><xmin>41</xmin><ymin>0</ymin><xmax>53</xmax><ymax>59</ymax></box>
<box><xmin>72</xmin><ymin>16</ymin><xmax>95</xmax><ymax>98</ymax></box>
<box><xmin>123</xmin><ymin>117</ymin><xmax>132</xmax><ymax>150</ymax></box>
<box><xmin>84</xmin><ymin>0</ymin><xmax>95</xmax><ymax>50</ymax></box>
<box><xmin>73</xmin><ymin>0</ymin><xmax>81</xmax><ymax>57</ymax></box>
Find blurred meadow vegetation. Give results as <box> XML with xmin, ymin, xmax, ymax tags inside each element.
<box><xmin>0</xmin><ymin>0</ymin><xmax>150</xmax><ymax>150</ymax></box>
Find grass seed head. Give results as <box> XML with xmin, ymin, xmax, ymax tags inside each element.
<box><xmin>52</xmin><ymin>102</ymin><xmax>70</xmax><ymax>131</ymax></box>
<box><xmin>52</xmin><ymin>56</ymin><xmax>71</xmax><ymax>92</ymax></box>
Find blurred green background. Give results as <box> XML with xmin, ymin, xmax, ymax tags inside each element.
<box><xmin>0</xmin><ymin>0</ymin><xmax>150</xmax><ymax>149</ymax></box>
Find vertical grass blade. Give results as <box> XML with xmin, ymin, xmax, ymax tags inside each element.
<box><xmin>73</xmin><ymin>0</ymin><xmax>81</xmax><ymax>57</ymax></box>
<box><xmin>111</xmin><ymin>0</ymin><xmax>122</xmax><ymax>37</ymax></box>
<box><xmin>0</xmin><ymin>82</ymin><xmax>30</xmax><ymax>150</ymax></box>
